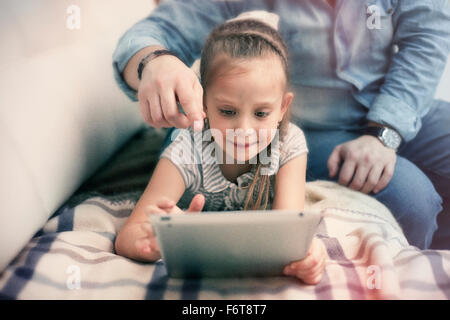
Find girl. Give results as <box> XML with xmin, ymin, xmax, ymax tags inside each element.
<box><xmin>115</xmin><ymin>19</ymin><xmax>327</xmax><ymax>285</ymax></box>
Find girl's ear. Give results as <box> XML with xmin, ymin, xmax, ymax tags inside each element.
<box><xmin>279</xmin><ymin>91</ymin><xmax>294</xmax><ymax>121</ymax></box>
<box><xmin>202</xmin><ymin>97</ymin><xmax>207</xmax><ymax>118</ymax></box>
<box><xmin>203</xmin><ymin>93</ymin><xmax>208</xmax><ymax>112</ymax></box>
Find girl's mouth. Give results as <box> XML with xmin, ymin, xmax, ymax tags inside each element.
<box><xmin>233</xmin><ymin>141</ymin><xmax>256</xmax><ymax>149</ymax></box>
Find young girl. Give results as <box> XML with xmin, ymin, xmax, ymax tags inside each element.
<box><xmin>115</xmin><ymin>19</ymin><xmax>327</xmax><ymax>285</ymax></box>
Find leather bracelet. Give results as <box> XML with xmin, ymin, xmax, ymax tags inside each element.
<box><xmin>137</xmin><ymin>49</ymin><xmax>178</xmax><ymax>80</ymax></box>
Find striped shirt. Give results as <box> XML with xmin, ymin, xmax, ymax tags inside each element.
<box><xmin>160</xmin><ymin>122</ymin><xmax>308</xmax><ymax>211</ymax></box>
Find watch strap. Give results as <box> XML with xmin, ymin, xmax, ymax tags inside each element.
<box><xmin>364</xmin><ymin>126</ymin><xmax>384</xmax><ymax>138</ymax></box>
<box><xmin>364</xmin><ymin>126</ymin><xmax>402</xmax><ymax>150</ymax></box>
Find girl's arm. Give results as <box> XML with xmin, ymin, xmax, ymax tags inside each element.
<box><xmin>272</xmin><ymin>154</ymin><xmax>307</xmax><ymax>211</ymax></box>
<box><xmin>115</xmin><ymin>158</ymin><xmax>187</xmax><ymax>261</ymax></box>
<box><xmin>271</xmin><ymin>154</ymin><xmax>327</xmax><ymax>285</ymax></box>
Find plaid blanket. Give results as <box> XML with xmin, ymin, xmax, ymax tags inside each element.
<box><xmin>1</xmin><ymin>129</ymin><xmax>449</xmax><ymax>300</ymax></box>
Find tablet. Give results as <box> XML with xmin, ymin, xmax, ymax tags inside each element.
<box><xmin>149</xmin><ymin>210</ymin><xmax>322</xmax><ymax>278</ymax></box>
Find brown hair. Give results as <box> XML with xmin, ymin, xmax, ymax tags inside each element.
<box><xmin>200</xmin><ymin>19</ymin><xmax>292</xmax><ymax>210</ymax></box>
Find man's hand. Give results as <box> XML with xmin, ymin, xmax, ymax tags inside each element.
<box><xmin>327</xmin><ymin>135</ymin><xmax>396</xmax><ymax>194</ymax></box>
<box><xmin>138</xmin><ymin>54</ymin><xmax>206</xmax><ymax>131</ymax></box>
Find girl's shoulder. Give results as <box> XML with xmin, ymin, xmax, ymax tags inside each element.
<box><xmin>159</xmin><ymin>126</ymin><xmax>204</xmax><ymax>191</ymax></box>
<box><xmin>278</xmin><ymin>122</ymin><xmax>308</xmax><ymax>167</ymax></box>
<box><xmin>281</xmin><ymin>122</ymin><xmax>307</xmax><ymax>148</ymax></box>
<box><xmin>161</xmin><ymin>126</ymin><xmax>205</xmax><ymax>162</ymax></box>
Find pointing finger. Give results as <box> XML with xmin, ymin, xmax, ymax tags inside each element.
<box><xmin>176</xmin><ymin>80</ymin><xmax>204</xmax><ymax>131</ymax></box>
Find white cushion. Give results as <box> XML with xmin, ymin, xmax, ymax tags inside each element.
<box><xmin>435</xmin><ymin>55</ymin><xmax>450</xmax><ymax>102</ymax></box>
<box><xmin>0</xmin><ymin>0</ymin><xmax>153</xmax><ymax>270</ymax></box>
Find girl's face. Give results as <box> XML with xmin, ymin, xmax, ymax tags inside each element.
<box><xmin>204</xmin><ymin>54</ymin><xmax>293</xmax><ymax>163</ymax></box>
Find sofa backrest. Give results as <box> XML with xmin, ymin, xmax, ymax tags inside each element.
<box><xmin>0</xmin><ymin>0</ymin><xmax>152</xmax><ymax>271</ymax></box>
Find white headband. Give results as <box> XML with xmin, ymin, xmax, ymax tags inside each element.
<box><xmin>226</xmin><ymin>10</ymin><xmax>280</xmax><ymax>31</ymax></box>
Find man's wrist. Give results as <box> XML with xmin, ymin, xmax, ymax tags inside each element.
<box><xmin>364</xmin><ymin>124</ymin><xmax>402</xmax><ymax>151</ymax></box>
<box><xmin>123</xmin><ymin>45</ymin><xmax>165</xmax><ymax>91</ymax></box>
<box><xmin>368</xmin><ymin>121</ymin><xmax>386</xmax><ymax>128</ymax></box>
<box><xmin>137</xmin><ymin>49</ymin><xmax>179</xmax><ymax>80</ymax></box>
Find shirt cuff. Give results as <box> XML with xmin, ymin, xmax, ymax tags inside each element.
<box><xmin>367</xmin><ymin>93</ymin><xmax>422</xmax><ymax>142</ymax></box>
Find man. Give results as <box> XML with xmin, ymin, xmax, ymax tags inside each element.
<box><xmin>113</xmin><ymin>0</ymin><xmax>450</xmax><ymax>249</ymax></box>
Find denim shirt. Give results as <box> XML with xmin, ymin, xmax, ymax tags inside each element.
<box><xmin>113</xmin><ymin>0</ymin><xmax>450</xmax><ymax>142</ymax></box>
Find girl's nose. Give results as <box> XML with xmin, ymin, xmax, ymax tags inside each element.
<box><xmin>234</xmin><ymin>127</ymin><xmax>257</xmax><ymax>143</ymax></box>
<box><xmin>235</xmin><ymin>118</ymin><xmax>254</xmax><ymax>133</ymax></box>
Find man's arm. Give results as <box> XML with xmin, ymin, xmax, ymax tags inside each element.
<box><xmin>122</xmin><ymin>45</ymin><xmax>165</xmax><ymax>92</ymax></box>
<box><xmin>113</xmin><ymin>0</ymin><xmax>248</xmax><ymax>101</ymax></box>
<box><xmin>367</xmin><ymin>0</ymin><xmax>450</xmax><ymax>142</ymax></box>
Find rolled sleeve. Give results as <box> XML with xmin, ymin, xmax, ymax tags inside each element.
<box><xmin>369</xmin><ymin>0</ymin><xmax>450</xmax><ymax>142</ymax></box>
<box><xmin>367</xmin><ymin>93</ymin><xmax>420</xmax><ymax>141</ymax></box>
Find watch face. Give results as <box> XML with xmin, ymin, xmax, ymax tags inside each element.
<box><xmin>381</xmin><ymin>128</ymin><xmax>401</xmax><ymax>149</ymax></box>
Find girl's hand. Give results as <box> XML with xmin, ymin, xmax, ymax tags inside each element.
<box><xmin>134</xmin><ymin>194</ymin><xmax>206</xmax><ymax>260</ymax></box>
<box><xmin>149</xmin><ymin>194</ymin><xmax>206</xmax><ymax>215</ymax></box>
<box><xmin>283</xmin><ymin>238</ymin><xmax>328</xmax><ymax>285</ymax></box>
<box><xmin>134</xmin><ymin>201</ymin><xmax>169</xmax><ymax>261</ymax></box>
<box><xmin>135</xmin><ymin>218</ymin><xmax>162</xmax><ymax>262</ymax></box>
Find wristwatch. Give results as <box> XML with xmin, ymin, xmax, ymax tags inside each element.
<box><xmin>364</xmin><ymin>126</ymin><xmax>402</xmax><ymax>151</ymax></box>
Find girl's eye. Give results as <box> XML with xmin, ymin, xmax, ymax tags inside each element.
<box><xmin>255</xmin><ymin>111</ymin><xmax>269</xmax><ymax>118</ymax></box>
<box><xmin>220</xmin><ymin>109</ymin><xmax>236</xmax><ymax>116</ymax></box>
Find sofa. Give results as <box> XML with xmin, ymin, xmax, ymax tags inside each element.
<box><xmin>0</xmin><ymin>0</ymin><xmax>152</xmax><ymax>271</ymax></box>
<box><xmin>1</xmin><ymin>1</ymin><xmax>449</xmax><ymax>299</ymax></box>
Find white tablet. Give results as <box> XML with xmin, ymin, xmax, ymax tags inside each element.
<box><xmin>149</xmin><ymin>210</ymin><xmax>322</xmax><ymax>278</ymax></box>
